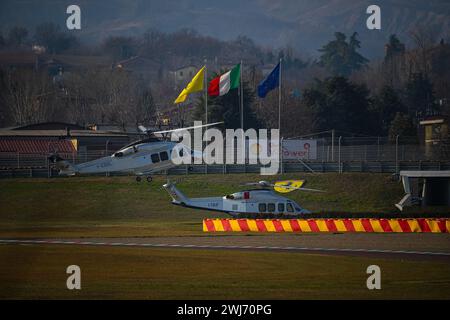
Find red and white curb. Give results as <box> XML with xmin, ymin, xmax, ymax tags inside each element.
<box><xmin>0</xmin><ymin>239</ymin><xmax>449</xmax><ymax>258</ymax></box>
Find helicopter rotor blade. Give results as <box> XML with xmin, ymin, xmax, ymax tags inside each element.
<box><xmin>138</xmin><ymin>125</ymin><xmax>148</xmax><ymax>133</ymax></box>
<box><xmin>153</xmin><ymin>121</ymin><xmax>223</xmax><ymax>135</ymax></box>
<box><xmin>276</xmin><ymin>185</ymin><xmax>325</xmax><ymax>192</ymax></box>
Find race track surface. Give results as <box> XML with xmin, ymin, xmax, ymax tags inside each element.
<box><xmin>1</xmin><ymin>233</ymin><xmax>450</xmax><ymax>261</ymax></box>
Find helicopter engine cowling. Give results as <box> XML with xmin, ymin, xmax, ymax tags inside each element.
<box><xmin>225</xmin><ymin>191</ymin><xmax>250</xmax><ymax>200</ymax></box>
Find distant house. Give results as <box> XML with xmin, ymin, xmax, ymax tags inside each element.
<box><xmin>115</xmin><ymin>56</ymin><xmax>163</xmax><ymax>80</ymax></box>
<box><xmin>0</xmin><ymin>50</ymin><xmax>112</xmax><ymax>76</ymax></box>
<box><xmin>0</xmin><ymin>51</ymin><xmax>43</xmax><ymax>70</ymax></box>
<box><xmin>171</xmin><ymin>65</ymin><xmax>198</xmax><ymax>84</ymax></box>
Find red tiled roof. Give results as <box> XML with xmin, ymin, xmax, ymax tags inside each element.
<box><xmin>0</xmin><ymin>139</ymin><xmax>76</xmax><ymax>154</ymax></box>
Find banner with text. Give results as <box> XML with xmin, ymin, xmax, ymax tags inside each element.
<box><xmin>282</xmin><ymin>139</ymin><xmax>317</xmax><ymax>160</ymax></box>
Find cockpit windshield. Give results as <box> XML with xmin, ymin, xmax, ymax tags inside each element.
<box><xmin>113</xmin><ymin>146</ymin><xmax>137</xmax><ymax>158</ymax></box>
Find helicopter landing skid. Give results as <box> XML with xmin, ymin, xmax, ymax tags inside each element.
<box><xmin>135</xmin><ymin>176</ymin><xmax>152</xmax><ymax>183</ymax></box>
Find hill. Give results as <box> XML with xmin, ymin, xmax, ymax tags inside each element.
<box><xmin>0</xmin><ymin>0</ymin><xmax>449</xmax><ymax>58</ymax></box>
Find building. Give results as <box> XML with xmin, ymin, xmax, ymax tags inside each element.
<box><xmin>0</xmin><ymin>122</ymin><xmax>133</xmax><ymax>156</ymax></box>
<box><xmin>0</xmin><ymin>50</ymin><xmax>112</xmax><ymax>74</ymax></box>
<box><xmin>115</xmin><ymin>56</ymin><xmax>163</xmax><ymax>81</ymax></box>
<box><xmin>0</xmin><ymin>51</ymin><xmax>42</xmax><ymax>71</ymax></box>
<box><xmin>419</xmin><ymin>116</ymin><xmax>449</xmax><ymax>159</ymax></box>
<box><xmin>171</xmin><ymin>65</ymin><xmax>198</xmax><ymax>84</ymax></box>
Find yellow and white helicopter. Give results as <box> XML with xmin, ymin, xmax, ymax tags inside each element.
<box><xmin>49</xmin><ymin>122</ymin><xmax>222</xmax><ymax>182</ymax></box>
<box><xmin>163</xmin><ymin>180</ymin><xmax>324</xmax><ymax>217</ymax></box>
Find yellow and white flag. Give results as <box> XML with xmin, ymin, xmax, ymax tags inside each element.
<box><xmin>174</xmin><ymin>66</ymin><xmax>205</xmax><ymax>104</ymax></box>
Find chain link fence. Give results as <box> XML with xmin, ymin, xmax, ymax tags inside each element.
<box><xmin>0</xmin><ymin>136</ymin><xmax>449</xmax><ymax>178</ymax></box>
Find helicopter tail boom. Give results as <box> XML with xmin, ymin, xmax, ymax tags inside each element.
<box><xmin>48</xmin><ymin>154</ymin><xmax>78</xmax><ymax>176</ymax></box>
<box><xmin>163</xmin><ymin>181</ymin><xmax>189</xmax><ymax>205</ymax></box>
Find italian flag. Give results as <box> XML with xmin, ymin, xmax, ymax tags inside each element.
<box><xmin>208</xmin><ymin>64</ymin><xmax>240</xmax><ymax>97</ymax></box>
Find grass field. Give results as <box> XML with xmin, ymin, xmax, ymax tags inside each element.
<box><xmin>1</xmin><ymin>244</ymin><xmax>449</xmax><ymax>299</ymax></box>
<box><xmin>1</xmin><ymin>173</ymin><xmax>449</xmax><ymax>299</ymax></box>
<box><xmin>0</xmin><ymin>173</ymin><xmax>408</xmax><ymax>238</ymax></box>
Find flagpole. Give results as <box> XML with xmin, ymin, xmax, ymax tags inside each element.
<box><xmin>204</xmin><ymin>59</ymin><xmax>208</xmax><ymax>124</ymax></box>
<box><xmin>240</xmin><ymin>60</ymin><xmax>244</xmax><ymax>130</ymax></box>
<box><xmin>278</xmin><ymin>58</ymin><xmax>282</xmax><ymax>132</ymax></box>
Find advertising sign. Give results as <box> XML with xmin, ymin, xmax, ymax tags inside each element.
<box><xmin>282</xmin><ymin>139</ymin><xmax>317</xmax><ymax>160</ymax></box>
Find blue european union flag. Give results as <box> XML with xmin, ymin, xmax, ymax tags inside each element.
<box><xmin>257</xmin><ymin>63</ymin><xmax>280</xmax><ymax>98</ymax></box>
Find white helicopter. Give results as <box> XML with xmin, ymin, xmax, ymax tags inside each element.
<box><xmin>163</xmin><ymin>180</ymin><xmax>324</xmax><ymax>217</ymax></box>
<box><xmin>49</xmin><ymin>122</ymin><xmax>222</xmax><ymax>182</ymax></box>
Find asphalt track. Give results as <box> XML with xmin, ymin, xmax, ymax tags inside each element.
<box><xmin>1</xmin><ymin>233</ymin><xmax>450</xmax><ymax>262</ymax></box>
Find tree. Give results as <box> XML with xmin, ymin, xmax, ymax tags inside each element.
<box><xmin>8</xmin><ymin>26</ymin><xmax>28</xmax><ymax>46</ymax></box>
<box><xmin>135</xmin><ymin>88</ymin><xmax>157</xmax><ymax>127</ymax></box>
<box><xmin>103</xmin><ymin>36</ymin><xmax>136</xmax><ymax>61</ymax></box>
<box><xmin>372</xmin><ymin>85</ymin><xmax>406</xmax><ymax>135</ymax></box>
<box><xmin>318</xmin><ymin>32</ymin><xmax>369</xmax><ymax>77</ymax></box>
<box><xmin>302</xmin><ymin>77</ymin><xmax>374</xmax><ymax>134</ymax></box>
<box><xmin>384</xmin><ymin>34</ymin><xmax>405</xmax><ymax>61</ymax></box>
<box><xmin>1</xmin><ymin>69</ymin><xmax>55</xmax><ymax>125</ymax></box>
<box><xmin>62</xmin><ymin>69</ymin><xmax>152</xmax><ymax>127</ymax></box>
<box><xmin>0</xmin><ymin>31</ymin><xmax>5</xmax><ymax>48</ymax></box>
<box><xmin>409</xmin><ymin>25</ymin><xmax>439</xmax><ymax>77</ymax></box>
<box><xmin>256</xmin><ymin>84</ymin><xmax>315</xmax><ymax>137</ymax></box>
<box><xmin>388</xmin><ymin>112</ymin><xmax>417</xmax><ymax>141</ymax></box>
<box><xmin>404</xmin><ymin>73</ymin><xmax>437</xmax><ymax>118</ymax></box>
<box><xmin>34</xmin><ymin>23</ymin><xmax>77</xmax><ymax>54</ymax></box>
<box><xmin>280</xmin><ymin>46</ymin><xmax>307</xmax><ymax>70</ymax></box>
<box><xmin>194</xmin><ymin>77</ymin><xmax>260</xmax><ymax>130</ymax></box>
<box><xmin>383</xmin><ymin>34</ymin><xmax>406</xmax><ymax>87</ymax></box>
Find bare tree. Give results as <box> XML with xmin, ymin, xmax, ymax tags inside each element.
<box><xmin>409</xmin><ymin>25</ymin><xmax>440</xmax><ymax>77</ymax></box>
<box><xmin>3</xmin><ymin>69</ymin><xmax>55</xmax><ymax>125</ymax></box>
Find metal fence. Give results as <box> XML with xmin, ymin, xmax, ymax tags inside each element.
<box><xmin>1</xmin><ymin>136</ymin><xmax>449</xmax><ymax>178</ymax></box>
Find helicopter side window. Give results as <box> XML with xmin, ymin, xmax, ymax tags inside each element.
<box><xmin>268</xmin><ymin>203</ymin><xmax>275</xmax><ymax>212</ymax></box>
<box><xmin>258</xmin><ymin>203</ymin><xmax>267</xmax><ymax>212</ymax></box>
<box><xmin>160</xmin><ymin>151</ymin><xmax>169</xmax><ymax>161</ymax></box>
<box><xmin>286</xmin><ymin>203</ymin><xmax>294</xmax><ymax>212</ymax></box>
<box><xmin>278</xmin><ymin>203</ymin><xmax>285</xmax><ymax>212</ymax></box>
<box><xmin>151</xmin><ymin>153</ymin><xmax>160</xmax><ymax>163</ymax></box>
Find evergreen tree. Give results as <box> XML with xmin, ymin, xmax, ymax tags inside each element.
<box><xmin>302</xmin><ymin>77</ymin><xmax>374</xmax><ymax>134</ymax></box>
<box><xmin>384</xmin><ymin>34</ymin><xmax>405</xmax><ymax>61</ymax></box>
<box><xmin>194</xmin><ymin>76</ymin><xmax>260</xmax><ymax>130</ymax></box>
<box><xmin>318</xmin><ymin>32</ymin><xmax>368</xmax><ymax>77</ymax></box>
<box><xmin>372</xmin><ymin>85</ymin><xmax>406</xmax><ymax>135</ymax></box>
<box><xmin>388</xmin><ymin>112</ymin><xmax>417</xmax><ymax>141</ymax></box>
<box><xmin>383</xmin><ymin>34</ymin><xmax>406</xmax><ymax>87</ymax></box>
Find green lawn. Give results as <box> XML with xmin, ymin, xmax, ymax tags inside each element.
<box><xmin>0</xmin><ymin>173</ymin><xmax>408</xmax><ymax>237</ymax></box>
<box><xmin>0</xmin><ymin>173</ymin><xmax>449</xmax><ymax>300</ymax></box>
<box><xmin>0</xmin><ymin>173</ymin><xmax>405</xmax><ymax>217</ymax></box>
<box><xmin>0</xmin><ymin>244</ymin><xmax>449</xmax><ymax>299</ymax></box>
